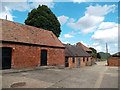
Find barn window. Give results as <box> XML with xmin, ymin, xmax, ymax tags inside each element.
<box><xmin>73</xmin><ymin>57</ymin><xmax>75</xmax><ymax>63</ymax></box>
<box><xmin>83</xmin><ymin>57</ymin><xmax>85</xmax><ymax>62</ymax></box>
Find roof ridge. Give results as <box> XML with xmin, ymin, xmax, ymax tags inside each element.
<box><xmin>0</xmin><ymin>19</ymin><xmax>52</xmax><ymax>33</ymax></box>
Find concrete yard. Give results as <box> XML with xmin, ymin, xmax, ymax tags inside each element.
<box><xmin>1</xmin><ymin>61</ymin><xmax>119</xmax><ymax>88</ymax></box>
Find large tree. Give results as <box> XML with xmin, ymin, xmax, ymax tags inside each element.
<box><xmin>89</xmin><ymin>47</ymin><xmax>97</xmax><ymax>58</ymax></box>
<box><xmin>25</xmin><ymin>5</ymin><xmax>61</xmax><ymax>37</ymax></box>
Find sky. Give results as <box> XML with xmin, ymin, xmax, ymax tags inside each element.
<box><xmin>0</xmin><ymin>0</ymin><xmax>119</xmax><ymax>54</ymax></box>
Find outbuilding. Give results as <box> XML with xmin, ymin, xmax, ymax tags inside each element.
<box><xmin>108</xmin><ymin>52</ymin><xmax>120</xmax><ymax>66</ymax></box>
<box><xmin>0</xmin><ymin>19</ymin><xmax>65</xmax><ymax>69</ymax></box>
<box><xmin>64</xmin><ymin>44</ymin><xmax>92</xmax><ymax>68</ymax></box>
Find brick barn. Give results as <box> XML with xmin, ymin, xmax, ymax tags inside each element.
<box><xmin>64</xmin><ymin>44</ymin><xmax>92</xmax><ymax>68</ymax></box>
<box><xmin>108</xmin><ymin>52</ymin><xmax>120</xmax><ymax>66</ymax></box>
<box><xmin>0</xmin><ymin>19</ymin><xmax>65</xmax><ymax>69</ymax></box>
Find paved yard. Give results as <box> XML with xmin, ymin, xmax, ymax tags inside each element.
<box><xmin>1</xmin><ymin>61</ymin><xmax>119</xmax><ymax>88</ymax></box>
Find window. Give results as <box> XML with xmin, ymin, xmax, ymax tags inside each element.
<box><xmin>87</xmin><ymin>57</ymin><xmax>89</xmax><ymax>61</ymax></box>
<box><xmin>73</xmin><ymin>57</ymin><xmax>75</xmax><ymax>63</ymax></box>
<box><xmin>83</xmin><ymin>57</ymin><xmax>85</xmax><ymax>62</ymax></box>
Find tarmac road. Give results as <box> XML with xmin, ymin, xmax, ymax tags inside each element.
<box><xmin>2</xmin><ymin>61</ymin><xmax>119</xmax><ymax>88</ymax></box>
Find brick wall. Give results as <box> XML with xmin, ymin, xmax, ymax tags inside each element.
<box><xmin>108</xmin><ymin>57</ymin><xmax>120</xmax><ymax>66</ymax></box>
<box><xmin>1</xmin><ymin>43</ymin><xmax>65</xmax><ymax>68</ymax></box>
<box><xmin>68</xmin><ymin>57</ymin><xmax>92</xmax><ymax>68</ymax></box>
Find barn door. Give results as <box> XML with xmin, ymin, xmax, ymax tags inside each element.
<box><xmin>65</xmin><ymin>57</ymin><xmax>69</xmax><ymax>67</ymax></box>
<box><xmin>41</xmin><ymin>50</ymin><xmax>47</xmax><ymax>66</ymax></box>
<box><xmin>78</xmin><ymin>58</ymin><xmax>81</xmax><ymax>67</ymax></box>
<box><xmin>1</xmin><ymin>47</ymin><xmax>12</xmax><ymax>69</ymax></box>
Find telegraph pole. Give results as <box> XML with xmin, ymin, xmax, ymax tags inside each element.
<box><xmin>106</xmin><ymin>43</ymin><xmax>108</xmax><ymax>53</ymax></box>
<box><xmin>6</xmin><ymin>15</ymin><xmax>7</xmax><ymax>20</ymax></box>
<box><xmin>106</xmin><ymin>43</ymin><xmax>108</xmax><ymax>65</ymax></box>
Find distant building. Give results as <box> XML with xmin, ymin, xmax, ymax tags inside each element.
<box><xmin>0</xmin><ymin>19</ymin><xmax>65</xmax><ymax>69</ymax></box>
<box><xmin>108</xmin><ymin>52</ymin><xmax>120</xmax><ymax>66</ymax></box>
<box><xmin>64</xmin><ymin>44</ymin><xmax>92</xmax><ymax>68</ymax></box>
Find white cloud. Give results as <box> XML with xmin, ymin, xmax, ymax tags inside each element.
<box><xmin>73</xmin><ymin>0</ymin><xmax>86</xmax><ymax>3</ymax></box>
<box><xmin>67</xmin><ymin>15</ymin><xmax>104</xmax><ymax>34</ymax></box>
<box><xmin>95</xmin><ymin>46</ymin><xmax>102</xmax><ymax>52</ymax></box>
<box><xmin>67</xmin><ymin>4</ymin><xmax>116</xmax><ymax>34</ymax></box>
<box><xmin>30</xmin><ymin>1</ymin><xmax>55</xmax><ymax>9</ymax></box>
<box><xmin>62</xmin><ymin>41</ymin><xmax>70</xmax><ymax>44</ymax></box>
<box><xmin>2</xmin><ymin>2</ymin><xmax>30</xmax><ymax>12</ymax></box>
<box><xmin>69</xmin><ymin>18</ymin><xmax>75</xmax><ymax>23</ymax></box>
<box><xmin>58</xmin><ymin>15</ymin><xmax>69</xmax><ymax>25</ymax></box>
<box><xmin>91</xmin><ymin>22</ymin><xmax>118</xmax><ymax>43</ymax></box>
<box><xmin>1</xmin><ymin>1</ymin><xmax>54</xmax><ymax>21</ymax></box>
<box><xmin>81</xmin><ymin>41</ymin><xmax>88</xmax><ymax>47</ymax></box>
<box><xmin>64</xmin><ymin>32</ymin><xmax>75</xmax><ymax>38</ymax></box>
<box><xmin>92</xmin><ymin>42</ymin><xmax>100</xmax><ymax>46</ymax></box>
<box><xmin>0</xmin><ymin>6</ymin><xmax>14</xmax><ymax>21</ymax></box>
<box><xmin>98</xmin><ymin>22</ymin><xmax>118</xmax><ymax>30</ymax></box>
<box><xmin>64</xmin><ymin>34</ymin><xmax>74</xmax><ymax>38</ymax></box>
<box><xmin>85</xmin><ymin>4</ymin><xmax>116</xmax><ymax>16</ymax></box>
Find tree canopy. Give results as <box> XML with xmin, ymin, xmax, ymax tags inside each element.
<box><xmin>25</xmin><ymin>5</ymin><xmax>61</xmax><ymax>37</ymax></box>
<box><xmin>89</xmin><ymin>47</ymin><xmax>97</xmax><ymax>54</ymax></box>
<box><xmin>89</xmin><ymin>47</ymin><xmax>97</xmax><ymax>58</ymax></box>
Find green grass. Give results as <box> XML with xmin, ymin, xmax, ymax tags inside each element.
<box><xmin>100</xmin><ymin>59</ymin><xmax>107</xmax><ymax>61</ymax></box>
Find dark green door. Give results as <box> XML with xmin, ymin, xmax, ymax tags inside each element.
<box><xmin>41</xmin><ymin>50</ymin><xmax>47</xmax><ymax>66</ymax></box>
<box><xmin>1</xmin><ymin>47</ymin><xmax>12</xmax><ymax>69</ymax></box>
<box><xmin>65</xmin><ymin>57</ymin><xmax>69</xmax><ymax>67</ymax></box>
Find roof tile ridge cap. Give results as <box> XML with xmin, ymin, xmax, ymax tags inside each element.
<box><xmin>2</xmin><ymin>19</ymin><xmax>52</xmax><ymax>32</ymax></box>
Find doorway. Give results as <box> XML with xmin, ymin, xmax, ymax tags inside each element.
<box><xmin>78</xmin><ymin>58</ymin><xmax>81</xmax><ymax>67</ymax></box>
<box><xmin>41</xmin><ymin>50</ymin><xmax>47</xmax><ymax>66</ymax></box>
<box><xmin>65</xmin><ymin>57</ymin><xmax>69</xmax><ymax>67</ymax></box>
<box><xmin>1</xmin><ymin>47</ymin><xmax>12</xmax><ymax>69</ymax></box>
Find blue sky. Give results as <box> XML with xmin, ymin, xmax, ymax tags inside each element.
<box><xmin>0</xmin><ymin>0</ymin><xmax>119</xmax><ymax>54</ymax></box>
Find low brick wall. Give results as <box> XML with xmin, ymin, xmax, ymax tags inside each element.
<box><xmin>108</xmin><ymin>57</ymin><xmax>120</xmax><ymax>66</ymax></box>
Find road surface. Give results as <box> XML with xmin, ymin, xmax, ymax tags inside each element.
<box><xmin>2</xmin><ymin>61</ymin><xmax>119</xmax><ymax>88</ymax></box>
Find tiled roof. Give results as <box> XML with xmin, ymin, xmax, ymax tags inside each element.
<box><xmin>0</xmin><ymin>19</ymin><xmax>64</xmax><ymax>48</ymax></box>
<box><xmin>112</xmin><ymin>52</ymin><xmax>120</xmax><ymax>57</ymax></box>
<box><xmin>64</xmin><ymin>44</ymin><xmax>91</xmax><ymax>57</ymax></box>
<box><xmin>76</xmin><ymin>42</ymin><xmax>92</xmax><ymax>52</ymax></box>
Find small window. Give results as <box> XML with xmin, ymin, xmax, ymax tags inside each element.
<box><xmin>83</xmin><ymin>57</ymin><xmax>85</xmax><ymax>62</ymax></box>
<box><xmin>73</xmin><ymin>57</ymin><xmax>75</xmax><ymax>63</ymax></box>
<box><xmin>87</xmin><ymin>57</ymin><xmax>89</xmax><ymax>61</ymax></box>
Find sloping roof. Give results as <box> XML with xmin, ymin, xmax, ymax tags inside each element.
<box><xmin>0</xmin><ymin>19</ymin><xmax>64</xmax><ymax>48</ymax></box>
<box><xmin>64</xmin><ymin>44</ymin><xmax>91</xmax><ymax>57</ymax></box>
<box><xmin>76</xmin><ymin>42</ymin><xmax>92</xmax><ymax>52</ymax></box>
<box><xmin>112</xmin><ymin>52</ymin><xmax>120</xmax><ymax>57</ymax></box>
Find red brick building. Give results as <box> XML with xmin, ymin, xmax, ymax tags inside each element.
<box><xmin>108</xmin><ymin>52</ymin><xmax>120</xmax><ymax>66</ymax></box>
<box><xmin>0</xmin><ymin>19</ymin><xmax>65</xmax><ymax>69</ymax></box>
<box><xmin>64</xmin><ymin>44</ymin><xmax>92</xmax><ymax>68</ymax></box>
